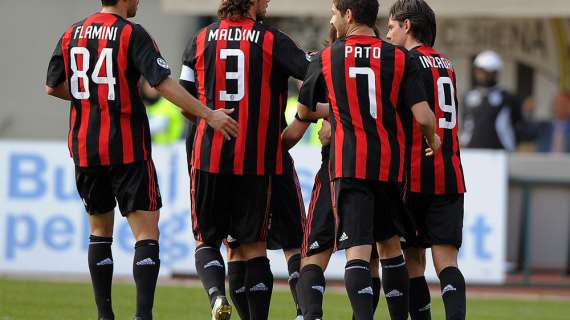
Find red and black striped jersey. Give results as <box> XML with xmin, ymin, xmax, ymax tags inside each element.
<box><xmin>299</xmin><ymin>35</ymin><xmax>426</xmax><ymax>182</ymax></box>
<box><xmin>46</xmin><ymin>13</ymin><xmax>171</xmax><ymax>167</ymax></box>
<box><xmin>179</xmin><ymin>18</ymin><xmax>309</xmax><ymax>175</ymax></box>
<box><xmin>403</xmin><ymin>46</ymin><xmax>466</xmax><ymax>194</ymax></box>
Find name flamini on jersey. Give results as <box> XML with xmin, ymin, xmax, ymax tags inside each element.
<box><xmin>208</xmin><ymin>28</ymin><xmax>261</xmax><ymax>44</ymax></box>
<box><xmin>74</xmin><ymin>26</ymin><xmax>118</xmax><ymax>41</ymax></box>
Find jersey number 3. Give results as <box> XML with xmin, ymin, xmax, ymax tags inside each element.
<box><xmin>70</xmin><ymin>47</ymin><xmax>116</xmax><ymax>101</ymax></box>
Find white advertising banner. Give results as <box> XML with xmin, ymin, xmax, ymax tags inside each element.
<box><xmin>0</xmin><ymin>141</ymin><xmax>506</xmax><ymax>284</ymax></box>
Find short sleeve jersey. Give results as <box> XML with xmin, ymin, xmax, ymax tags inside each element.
<box><xmin>179</xmin><ymin>18</ymin><xmax>309</xmax><ymax>175</ymax></box>
<box><xmin>46</xmin><ymin>12</ymin><xmax>171</xmax><ymax>167</ymax></box>
<box><xmin>299</xmin><ymin>35</ymin><xmax>426</xmax><ymax>182</ymax></box>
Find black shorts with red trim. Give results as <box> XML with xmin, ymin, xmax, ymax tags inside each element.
<box><xmin>267</xmin><ymin>154</ymin><xmax>306</xmax><ymax>250</ymax></box>
<box><xmin>302</xmin><ymin>163</ymin><xmax>335</xmax><ymax>257</ymax></box>
<box><xmin>403</xmin><ymin>192</ymin><xmax>464</xmax><ymax>249</ymax></box>
<box><xmin>75</xmin><ymin>160</ymin><xmax>162</xmax><ymax>216</ymax></box>
<box><xmin>190</xmin><ymin>168</ymin><xmax>272</xmax><ymax>249</ymax></box>
<box><xmin>332</xmin><ymin>178</ymin><xmax>406</xmax><ymax>251</ymax></box>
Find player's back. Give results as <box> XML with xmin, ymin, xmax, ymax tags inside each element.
<box><xmin>50</xmin><ymin>12</ymin><xmax>171</xmax><ymax>167</ymax></box>
<box><xmin>405</xmin><ymin>45</ymin><xmax>466</xmax><ymax>194</ymax></box>
<box><xmin>322</xmin><ymin>35</ymin><xmax>408</xmax><ymax>182</ymax></box>
<box><xmin>186</xmin><ymin>18</ymin><xmax>308</xmax><ymax>176</ymax></box>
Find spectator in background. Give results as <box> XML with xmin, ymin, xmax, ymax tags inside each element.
<box><xmin>536</xmin><ymin>92</ymin><xmax>570</xmax><ymax>153</ymax></box>
<box><xmin>460</xmin><ymin>50</ymin><xmax>524</xmax><ymax>151</ymax></box>
<box><xmin>141</xmin><ymin>80</ymin><xmax>186</xmax><ymax>145</ymax></box>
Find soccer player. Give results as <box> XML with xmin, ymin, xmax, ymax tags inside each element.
<box><xmin>179</xmin><ymin>0</ymin><xmax>310</xmax><ymax>318</ymax></box>
<box><xmin>266</xmin><ymin>148</ymin><xmax>306</xmax><ymax>320</ymax></box>
<box><xmin>45</xmin><ymin>1</ymin><xmax>238</xmax><ymax>319</ymax></box>
<box><xmin>296</xmin><ymin>0</ymin><xmax>440</xmax><ymax>318</ymax></box>
<box><xmin>386</xmin><ymin>1</ymin><xmax>467</xmax><ymax>319</ymax></box>
<box><xmin>282</xmin><ymin>26</ymin><xmax>383</xmax><ymax>320</ymax></box>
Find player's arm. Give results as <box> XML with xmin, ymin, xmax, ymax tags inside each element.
<box><xmin>155</xmin><ymin>78</ymin><xmax>238</xmax><ymax>140</ymax></box>
<box><xmin>45</xmin><ymin>82</ymin><xmax>71</xmax><ymax>101</ymax></box>
<box><xmin>131</xmin><ymin>25</ymin><xmax>238</xmax><ymax>139</ymax></box>
<box><xmin>282</xmin><ymin>119</ymin><xmax>311</xmax><ymax>150</ymax></box>
<box><xmin>402</xmin><ymin>52</ymin><xmax>440</xmax><ymax>155</ymax></box>
<box><xmin>45</xmin><ymin>36</ymin><xmax>72</xmax><ymax>101</ymax></box>
<box><xmin>411</xmin><ymin>102</ymin><xmax>440</xmax><ymax>156</ymax></box>
<box><xmin>178</xmin><ymin>35</ymin><xmax>200</xmax><ymax>122</ymax></box>
<box><xmin>297</xmin><ymin>52</ymin><xmax>329</xmax><ymax>122</ymax></box>
<box><xmin>274</xmin><ymin>30</ymin><xmax>311</xmax><ymax>81</ymax></box>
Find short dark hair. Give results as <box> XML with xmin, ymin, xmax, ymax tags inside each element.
<box><xmin>389</xmin><ymin>0</ymin><xmax>437</xmax><ymax>46</ymax></box>
<box><xmin>333</xmin><ymin>0</ymin><xmax>379</xmax><ymax>28</ymax></box>
<box><xmin>101</xmin><ymin>0</ymin><xmax>119</xmax><ymax>6</ymax></box>
<box><xmin>217</xmin><ymin>0</ymin><xmax>254</xmax><ymax>21</ymax></box>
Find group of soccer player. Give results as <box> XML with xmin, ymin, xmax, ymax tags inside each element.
<box><xmin>46</xmin><ymin>0</ymin><xmax>466</xmax><ymax>319</ymax></box>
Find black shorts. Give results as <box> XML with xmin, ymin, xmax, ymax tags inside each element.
<box><xmin>75</xmin><ymin>160</ymin><xmax>162</xmax><ymax>216</ymax></box>
<box><xmin>267</xmin><ymin>155</ymin><xmax>306</xmax><ymax>251</ymax></box>
<box><xmin>302</xmin><ymin>164</ymin><xmax>335</xmax><ymax>257</ymax></box>
<box><xmin>190</xmin><ymin>168</ymin><xmax>272</xmax><ymax>249</ymax></box>
<box><xmin>404</xmin><ymin>192</ymin><xmax>464</xmax><ymax>249</ymax></box>
<box><xmin>332</xmin><ymin>178</ymin><xmax>404</xmax><ymax>251</ymax></box>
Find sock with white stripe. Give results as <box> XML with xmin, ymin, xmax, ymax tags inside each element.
<box><xmin>345</xmin><ymin>259</ymin><xmax>373</xmax><ymax>320</ymax></box>
<box><xmin>287</xmin><ymin>254</ymin><xmax>302</xmax><ymax>316</ymax></box>
<box><xmin>88</xmin><ymin>235</ymin><xmax>114</xmax><ymax>320</ymax></box>
<box><xmin>297</xmin><ymin>264</ymin><xmax>326</xmax><ymax>320</ymax></box>
<box><xmin>381</xmin><ymin>255</ymin><xmax>409</xmax><ymax>320</ymax></box>
<box><xmin>195</xmin><ymin>244</ymin><xmax>226</xmax><ymax>307</ymax></box>
<box><xmin>245</xmin><ymin>257</ymin><xmax>273</xmax><ymax>320</ymax></box>
<box><xmin>133</xmin><ymin>239</ymin><xmax>160</xmax><ymax>320</ymax></box>
<box><xmin>439</xmin><ymin>267</ymin><xmax>466</xmax><ymax>320</ymax></box>
<box><xmin>228</xmin><ymin>261</ymin><xmax>249</xmax><ymax>319</ymax></box>
<box><xmin>410</xmin><ymin>276</ymin><xmax>431</xmax><ymax>320</ymax></box>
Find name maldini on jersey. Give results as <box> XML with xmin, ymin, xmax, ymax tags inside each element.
<box><xmin>208</xmin><ymin>28</ymin><xmax>261</xmax><ymax>43</ymax></box>
<box><xmin>73</xmin><ymin>26</ymin><xmax>119</xmax><ymax>41</ymax></box>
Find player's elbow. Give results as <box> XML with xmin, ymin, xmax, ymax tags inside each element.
<box><xmin>45</xmin><ymin>85</ymin><xmax>57</xmax><ymax>96</ymax></box>
<box><xmin>412</xmin><ymin>102</ymin><xmax>436</xmax><ymax>128</ymax></box>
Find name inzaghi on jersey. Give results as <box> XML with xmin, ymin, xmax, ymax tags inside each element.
<box><xmin>418</xmin><ymin>55</ymin><xmax>453</xmax><ymax>70</ymax></box>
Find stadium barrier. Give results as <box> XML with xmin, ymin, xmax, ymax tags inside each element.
<box><xmin>0</xmin><ymin>141</ymin><xmax>507</xmax><ymax>284</ymax></box>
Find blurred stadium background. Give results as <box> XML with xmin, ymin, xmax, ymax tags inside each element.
<box><xmin>2</xmin><ymin>0</ymin><xmax>570</xmax><ymax>319</ymax></box>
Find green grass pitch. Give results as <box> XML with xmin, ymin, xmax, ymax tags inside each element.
<box><xmin>1</xmin><ymin>278</ymin><xmax>569</xmax><ymax>319</ymax></box>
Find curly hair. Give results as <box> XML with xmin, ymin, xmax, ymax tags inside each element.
<box><xmin>217</xmin><ymin>0</ymin><xmax>254</xmax><ymax>21</ymax></box>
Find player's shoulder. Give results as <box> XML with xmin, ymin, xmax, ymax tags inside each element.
<box><xmin>261</xmin><ymin>24</ymin><xmax>294</xmax><ymax>42</ymax></box>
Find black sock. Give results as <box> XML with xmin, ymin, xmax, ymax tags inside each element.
<box><xmin>439</xmin><ymin>267</ymin><xmax>466</xmax><ymax>320</ymax></box>
<box><xmin>287</xmin><ymin>254</ymin><xmax>302</xmax><ymax>316</ymax></box>
<box><xmin>409</xmin><ymin>276</ymin><xmax>431</xmax><ymax>320</ymax></box>
<box><xmin>372</xmin><ymin>277</ymin><xmax>381</xmax><ymax>315</ymax></box>
<box><xmin>88</xmin><ymin>235</ymin><xmax>114</xmax><ymax>320</ymax></box>
<box><xmin>381</xmin><ymin>255</ymin><xmax>409</xmax><ymax>320</ymax></box>
<box><xmin>133</xmin><ymin>239</ymin><xmax>160</xmax><ymax>320</ymax></box>
<box><xmin>345</xmin><ymin>259</ymin><xmax>373</xmax><ymax>320</ymax></box>
<box><xmin>228</xmin><ymin>261</ymin><xmax>249</xmax><ymax>319</ymax></box>
<box><xmin>245</xmin><ymin>257</ymin><xmax>273</xmax><ymax>320</ymax></box>
<box><xmin>297</xmin><ymin>264</ymin><xmax>326</xmax><ymax>320</ymax></box>
<box><xmin>195</xmin><ymin>244</ymin><xmax>226</xmax><ymax>307</ymax></box>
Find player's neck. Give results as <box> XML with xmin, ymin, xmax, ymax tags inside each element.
<box><xmin>345</xmin><ymin>25</ymin><xmax>375</xmax><ymax>38</ymax></box>
<box><xmin>405</xmin><ymin>38</ymin><xmax>424</xmax><ymax>51</ymax></box>
<box><xmin>101</xmin><ymin>6</ymin><xmax>128</xmax><ymax>19</ymax></box>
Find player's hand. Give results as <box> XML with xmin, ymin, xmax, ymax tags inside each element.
<box><xmin>318</xmin><ymin>120</ymin><xmax>332</xmax><ymax>146</ymax></box>
<box><xmin>425</xmin><ymin>134</ymin><xmax>441</xmax><ymax>157</ymax></box>
<box><xmin>205</xmin><ymin>109</ymin><xmax>239</xmax><ymax>140</ymax></box>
